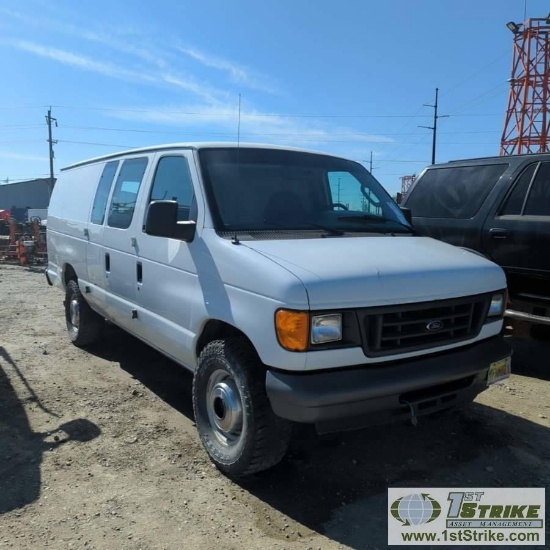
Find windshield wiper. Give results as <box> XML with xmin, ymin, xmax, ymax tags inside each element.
<box><xmin>264</xmin><ymin>219</ymin><xmax>344</xmax><ymax>236</ymax></box>
<box><xmin>303</xmin><ymin>222</ymin><xmax>344</xmax><ymax>236</ymax></box>
<box><xmin>337</xmin><ymin>215</ymin><xmax>416</xmax><ymax>235</ymax></box>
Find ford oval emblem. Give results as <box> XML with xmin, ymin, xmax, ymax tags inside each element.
<box><xmin>426</xmin><ymin>320</ymin><xmax>444</xmax><ymax>332</ymax></box>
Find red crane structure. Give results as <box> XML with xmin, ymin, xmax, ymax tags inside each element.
<box><xmin>501</xmin><ymin>17</ymin><xmax>550</xmax><ymax>155</ymax></box>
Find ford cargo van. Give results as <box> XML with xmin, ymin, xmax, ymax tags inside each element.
<box><xmin>46</xmin><ymin>143</ymin><xmax>511</xmax><ymax>476</ymax></box>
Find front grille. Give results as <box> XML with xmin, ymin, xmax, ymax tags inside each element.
<box><xmin>359</xmin><ymin>294</ymin><xmax>491</xmax><ymax>357</ymax></box>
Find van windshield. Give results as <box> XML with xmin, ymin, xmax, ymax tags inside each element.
<box><xmin>199</xmin><ymin>148</ymin><xmax>412</xmax><ymax>235</ymax></box>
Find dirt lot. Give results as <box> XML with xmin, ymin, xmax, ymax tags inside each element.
<box><xmin>0</xmin><ymin>263</ymin><xmax>549</xmax><ymax>550</ymax></box>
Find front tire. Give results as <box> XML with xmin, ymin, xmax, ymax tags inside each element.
<box><xmin>193</xmin><ymin>338</ymin><xmax>291</xmax><ymax>477</ymax></box>
<box><xmin>64</xmin><ymin>280</ymin><xmax>104</xmax><ymax>347</ymax></box>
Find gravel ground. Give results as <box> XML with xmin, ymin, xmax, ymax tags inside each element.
<box><xmin>0</xmin><ymin>263</ymin><xmax>549</xmax><ymax>550</ymax></box>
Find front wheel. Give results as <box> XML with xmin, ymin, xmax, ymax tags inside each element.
<box><xmin>193</xmin><ymin>338</ymin><xmax>291</xmax><ymax>477</ymax></box>
<box><xmin>64</xmin><ymin>280</ymin><xmax>104</xmax><ymax>347</ymax></box>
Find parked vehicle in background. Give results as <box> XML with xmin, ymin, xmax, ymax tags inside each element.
<box><xmin>403</xmin><ymin>153</ymin><xmax>550</xmax><ymax>333</ymax></box>
<box><xmin>46</xmin><ymin>143</ymin><xmax>511</xmax><ymax>476</ymax></box>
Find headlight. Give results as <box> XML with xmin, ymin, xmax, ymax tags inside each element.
<box><xmin>488</xmin><ymin>292</ymin><xmax>506</xmax><ymax>317</ymax></box>
<box><xmin>311</xmin><ymin>314</ymin><xmax>342</xmax><ymax>344</ymax></box>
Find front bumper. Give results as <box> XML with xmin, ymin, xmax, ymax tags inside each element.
<box><xmin>266</xmin><ymin>336</ymin><xmax>511</xmax><ymax>433</ymax></box>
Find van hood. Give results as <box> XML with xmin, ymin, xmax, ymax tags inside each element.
<box><xmin>242</xmin><ymin>236</ymin><xmax>506</xmax><ymax>309</ymax></box>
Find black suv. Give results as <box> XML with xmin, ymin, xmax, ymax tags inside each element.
<box><xmin>402</xmin><ymin>153</ymin><xmax>550</xmax><ymax>328</ymax></box>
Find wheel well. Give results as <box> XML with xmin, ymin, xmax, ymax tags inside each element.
<box><xmin>196</xmin><ymin>320</ymin><xmax>254</xmax><ymax>359</ymax></box>
<box><xmin>64</xmin><ymin>264</ymin><xmax>77</xmax><ymax>286</ymax></box>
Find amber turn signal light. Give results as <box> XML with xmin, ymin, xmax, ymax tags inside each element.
<box><xmin>275</xmin><ymin>309</ymin><xmax>309</xmax><ymax>352</ymax></box>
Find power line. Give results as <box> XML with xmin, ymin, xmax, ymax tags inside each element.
<box><xmin>0</xmin><ymin>124</ymin><xmax>44</xmax><ymax>129</ymax></box>
<box><xmin>0</xmin><ymin>174</ymin><xmax>50</xmax><ymax>177</ymax></box>
<box><xmin>441</xmin><ymin>51</ymin><xmax>510</xmax><ymax>98</ymax></box>
<box><xmin>57</xmin><ymin>125</ymin><xmax>500</xmax><ymax>136</ymax></box>
<box><xmin>369</xmin><ymin>159</ymin><xmax>429</xmax><ymax>163</ymax></box>
<box><xmin>57</xmin><ymin>139</ymin><xmax>134</xmax><ymax>148</ymax></box>
<box><xmin>0</xmin><ymin>139</ymin><xmax>44</xmax><ymax>144</ymax></box>
<box><xmin>0</xmin><ymin>105</ymin><xmax>49</xmax><ymax>110</ymax></box>
<box><xmin>447</xmin><ymin>82</ymin><xmax>509</xmax><ymax>116</ymax></box>
<box><xmin>48</xmin><ymin>104</ymin><xmax>503</xmax><ymax>118</ymax></box>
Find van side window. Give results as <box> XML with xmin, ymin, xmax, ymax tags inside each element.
<box><xmin>149</xmin><ymin>156</ymin><xmax>194</xmax><ymax>221</ymax></box>
<box><xmin>500</xmin><ymin>163</ymin><xmax>537</xmax><ymax>216</ymax></box>
<box><xmin>107</xmin><ymin>158</ymin><xmax>148</xmax><ymax>229</ymax></box>
<box><xmin>91</xmin><ymin>161</ymin><xmax>118</xmax><ymax>224</ymax></box>
<box><xmin>524</xmin><ymin>162</ymin><xmax>550</xmax><ymax>216</ymax></box>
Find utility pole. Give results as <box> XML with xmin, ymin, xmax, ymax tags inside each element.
<box><xmin>369</xmin><ymin>151</ymin><xmax>373</xmax><ymax>174</ymax></box>
<box><xmin>419</xmin><ymin>88</ymin><xmax>448</xmax><ymax>164</ymax></box>
<box><xmin>45</xmin><ymin>107</ymin><xmax>57</xmax><ymax>196</ymax></box>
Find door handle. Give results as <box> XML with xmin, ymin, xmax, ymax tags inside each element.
<box><xmin>489</xmin><ymin>228</ymin><xmax>509</xmax><ymax>239</ymax></box>
<box><xmin>84</xmin><ymin>228</ymin><xmax>89</xmax><ymax>238</ymax></box>
<box><xmin>136</xmin><ymin>261</ymin><xmax>143</xmax><ymax>283</ymax></box>
<box><xmin>105</xmin><ymin>253</ymin><xmax>110</xmax><ymax>272</ymax></box>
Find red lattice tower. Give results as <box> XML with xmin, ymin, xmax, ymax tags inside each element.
<box><xmin>501</xmin><ymin>18</ymin><xmax>550</xmax><ymax>155</ymax></box>
<box><xmin>400</xmin><ymin>175</ymin><xmax>416</xmax><ymax>195</ymax></box>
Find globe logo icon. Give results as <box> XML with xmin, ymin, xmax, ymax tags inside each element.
<box><xmin>391</xmin><ymin>493</ymin><xmax>441</xmax><ymax>526</ymax></box>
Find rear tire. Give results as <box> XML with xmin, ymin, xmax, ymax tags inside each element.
<box><xmin>64</xmin><ymin>280</ymin><xmax>104</xmax><ymax>347</ymax></box>
<box><xmin>193</xmin><ymin>337</ymin><xmax>291</xmax><ymax>477</ymax></box>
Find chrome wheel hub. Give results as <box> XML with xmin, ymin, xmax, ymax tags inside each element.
<box><xmin>206</xmin><ymin>370</ymin><xmax>243</xmax><ymax>447</ymax></box>
<box><xmin>69</xmin><ymin>298</ymin><xmax>80</xmax><ymax>332</ymax></box>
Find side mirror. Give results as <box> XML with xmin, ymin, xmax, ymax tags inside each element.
<box><xmin>144</xmin><ymin>200</ymin><xmax>196</xmax><ymax>242</ymax></box>
<box><xmin>400</xmin><ymin>206</ymin><xmax>413</xmax><ymax>225</ymax></box>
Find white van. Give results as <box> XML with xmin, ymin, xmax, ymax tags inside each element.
<box><xmin>47</xmin><ymin>143</ymin><xmax>511</xmax><ymax>476</ymax></box>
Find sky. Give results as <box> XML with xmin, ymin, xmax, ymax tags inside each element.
<box><xmin>0</xmin><ymin>0</ymin><xmax>548</xmax><ymax>195</ymax></box>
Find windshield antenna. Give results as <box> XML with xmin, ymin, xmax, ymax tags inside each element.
<box><xmin>237</xmin><ymin>93</ymin><xmax>242</xmax><ymax>147</ymax></box>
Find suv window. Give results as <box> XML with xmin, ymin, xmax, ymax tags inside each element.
<box><xmin>406</xmin><ymin>164</ymin><xmax>507</xmax><ymax>219</ymax></box>
<box><xmin>91</xmin><ymin>161</ymin><xmax>118</xmax><ymax>225</ymax></box>
<box><xmin>500</xmin><ymin>163</ymin><xmax>537</xmax><ymax>216</ymax></box>
<box><xmin>524</xmin><ymin>162</ymin><xmax>550</xmax><ymax>216</ymax></box>
<box><xmin>107</xmin><ymin>158</ymin><xmax>148</xmax><ymax>229</ymax></box>
<box><xmin>149</xmin><ymin>156</ymin><xmax>194</xmax><ymax>221</ymax></box>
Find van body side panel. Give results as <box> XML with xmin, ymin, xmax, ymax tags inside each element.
<box><xmin>127</xmin><ymin>151</ymin><xmax>200</xmax><ymax>367</ymax></box>
<box><xmin>132</xmin><ymin>231</ymin><xmax>199</xmax><ymax>368</ymax></box>
<box><xmin>85</xmin><ymin>160</ymin><xmax>120</xmax><ymax>314</ymax></box>
<box><xmin>47</xmin><ymin>163</ymin><xmax>104</xmax><ymax>288</ymax></box>
<box><xmin>99</xmin><ymin>155</ymin><xmax>154</xmax><ymax>331</ymax></box>
<box><xmin>85</xmin><ymin>221</ymin><xmax>107</xmax><ymax>314</ymax></box>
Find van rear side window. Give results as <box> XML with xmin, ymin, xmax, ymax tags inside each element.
<box><xmin>407</xmin><ymin>164</ymin><xmax>507</xmax><ymax>219</ymax></box>
<box><xmin>91</xmin><ymin>161</ymin><xmax>118</xmax><ymax>225</ymax></box>
<box><xmin>107</xmin><ymin>158</ymin><xmax>148</xmax><ymax>229</ymax></box>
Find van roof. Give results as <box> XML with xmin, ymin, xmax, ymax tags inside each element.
<box><xmin>61</xmin><ymin>142</ymin><xmax>346</xmax><ymax>171</ymax></box>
